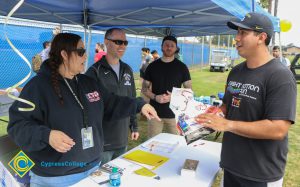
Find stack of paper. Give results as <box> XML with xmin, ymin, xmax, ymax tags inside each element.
<box><xmin>141</xmin><ymin>140</ymin><xmax>179</xmax><ymax>153</ymax></box>
<box><xmin>123</xmin><ymin>150</ymin><xmax>169</xmax><ymax>170</ymax></box>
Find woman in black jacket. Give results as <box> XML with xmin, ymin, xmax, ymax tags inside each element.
<box><xmin>8</xmin><ymin>33</ymin><xmax>159</xmax><ymax>187</ymax></box>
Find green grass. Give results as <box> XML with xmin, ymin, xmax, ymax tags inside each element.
<box><xmin>0</xmin><ymin>116</ymin><xmax>9</xmax><ymax>136</ymax></box>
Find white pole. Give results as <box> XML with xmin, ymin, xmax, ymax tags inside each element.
<box><xmin>192</xmin><ymin>37</ymin><xmax>195</xmax><ymax>65</ymax></box>
<box><xmin>201</xmin><ymin>36</ymin><xmax>204</xmax><ymax>71</ymax></box>
<box><xmin>85</xmin><ymin>27</ymin><xmax>92</xmax><ymax>72</ymax></box>
<box><xmin>227</xmin><ymin>35</ymin><xmax>230</xmax><ymax>49</ymax></box>
<box><xmin>279</xmin><ymin>32</ymin><xmax>283</xmax><ymax>62</ymax></box>
<box><xmin>209</xmin><ymin>35</ymin><xmax>212</xmax><ymax>66</ymax></box>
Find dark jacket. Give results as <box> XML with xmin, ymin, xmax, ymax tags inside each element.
<box><xmin>86</xmin><ymin>56</ymin><xmax>137</xmax><ymax>150</ymax></box>
<box><xmin>7</xmin><ymin>60</ymin><xmax>145</xmax><ymax>177</ymax></box>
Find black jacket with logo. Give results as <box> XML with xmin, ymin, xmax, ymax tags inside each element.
<box><xmin>7</xmin><ymin>60</ymin><xmax>145</xmax><ymax>177</ymax></box>
<box><xmin>85</xmin><ymin>56</ymin><xmax>137</xmax><ymax>150</ymax></box>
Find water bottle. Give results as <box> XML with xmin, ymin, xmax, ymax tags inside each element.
<box><xmin>203</xmin><ymin>96</ymin><xmax>210</xmax><ymax>104</ymax></box>
<box><xmin>199</xmin><ymin>96</ymin><xmax>204</xmax><ymax>103</ymax></box>
<box><xmin>210</xmin><ymin>95</ymin><xmax>216</xmax><ymax>105</ymax></box>
<box><xmin>110</xmin><ymin>167</ymin><xmax>121</xmax><ymax>187</ymax></box>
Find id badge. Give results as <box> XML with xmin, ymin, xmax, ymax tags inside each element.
<box><xmin>81</xmin><ymin>127</ymin><xmax>94</xmax><ymax>149</ymax></box>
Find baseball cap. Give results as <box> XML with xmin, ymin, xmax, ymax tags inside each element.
<box><xmin>162</xmin><ymin>35</ymin><xmax>177</xmax><ymax>46</ymax></box>
<box><xmin>227</xmin><ymin>12</ymin><xmax>274</xmax><ymax>38</ymax></box>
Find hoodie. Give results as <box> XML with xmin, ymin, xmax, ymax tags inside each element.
<box><xmin>86</xmin><ymin>56</ymin><xmax>137</xmax><ymax>150</ymax></box>
<box><xmin>7</xmin><ymin>60</ymin><xmax>145</xmax><ymax>177</ymax></box>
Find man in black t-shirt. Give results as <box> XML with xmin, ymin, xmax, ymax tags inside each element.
<box><xmin>142</xmin><ymin>35</ymin><xmax>191</xmax><ymax>138</ymax></box>
<box><xmin>196</xmin><ymin>13</ymin><xmax>296</xmax><ymax>187</ymax></box>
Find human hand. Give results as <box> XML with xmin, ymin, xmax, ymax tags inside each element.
<box><xmin>131</xmin><ymin>132</ymin><xmax>140</xmax><ymax>140</ymax></box>
<box><xmin>49</xmin><ymin>130</ymin><xmax>75</xmax><ymax>153</ymax></box>
<box><xmin>195</xmin><ymin>113</ymin><xmax>229</xmax><ymax>132</ymax></box>
<box><xmin>155</xmin><ymin>91</ymin><xmax>171</xmax><ymax>104</ymax></box>
<box><xmin>141</xmin><ymin>104</ymin><xmax>161</xmax><ymax>121</ymax></box>
<box><xmin>164</xmin><ymin>91</ymin><xmax>172</xmax><ymax>102</ymax></box>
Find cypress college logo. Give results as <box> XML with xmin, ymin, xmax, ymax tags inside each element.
<box><xmin>8</xmin><ymin>151</ymin><xmax>35</xmax><ymax>177</ymax></box>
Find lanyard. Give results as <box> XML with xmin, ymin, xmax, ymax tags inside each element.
<box><xmin>63</xmin><ymin>76</ymin><xmax>88</xmax><ymax>128</ymax></box>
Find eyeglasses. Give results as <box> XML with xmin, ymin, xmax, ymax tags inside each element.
<box><xmin>72</xmin><ymin>48</ymin><xmax>86</xmax><ymax>57</ymax></box>
<box><xmin>106</xmin><ymin>38</ymin><xmax>128</xmax><ymax>46</ymax></box>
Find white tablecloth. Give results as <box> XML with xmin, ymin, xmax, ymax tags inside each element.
<box><xmin>72</xmin><ymin>133</ymin><xmax>222</xmax><ymax>187</ymax></box>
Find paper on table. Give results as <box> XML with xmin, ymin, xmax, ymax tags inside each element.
<box><xmin>123</xmin><ymin>150</ymin><xmax>169</xmax><ymax>170</ymax></box>
<box><xmin>141</xmin><ymin>140</ymin><xmax>180</xmax><ymax>153</ymax></box>
<box><xmin>134</xmin><ymin>167</ymin><xmax>157</xmax><ymax>177</ymax></box>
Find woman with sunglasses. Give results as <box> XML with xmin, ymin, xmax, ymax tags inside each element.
<box><xmin>7</xmin><ymin>33</ymin><xmax>159</xmax><ymax>187</ymax></box>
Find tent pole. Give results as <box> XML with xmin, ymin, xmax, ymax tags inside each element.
<box><xmin>201</xmin><ymin>36</ymin><xmax>204</xmax><ymax>71</ymax></box>
<box><xmin>59</xmin><ymin>24</ymin><xmax>62</xmax><ymax>33</ymax></box>
<box><xmin>227</xmin><ymin>35</ymin><xmax>230</xmax><ymax>49</ymax></box>
<box><xmin>209</xmin><ymin>35</ymin><xmax>212</xmax><ymax>66</ymax></box>
<box><xmin>85</xmin><ymin>27</ymin><xmax>92</xmax><ymax>72</ymax></box>
<box><xmin>83</xmin><ymin>28</ymin><xmax>86</xmax><ymax>46</ymax></box>
<box><xmin>279</xmin><ymin>33</ymin><xmax>283</xmax><ymax>62</ymax></box>
<box><xmin>252</xmin><ymin>0</ymin><xmax>255</xmax><ymax>12</ymax></box>
<box><xmin>192</xmin><ymin>37</ymin><xmax>195</xmax><ymax>65</ymax></box>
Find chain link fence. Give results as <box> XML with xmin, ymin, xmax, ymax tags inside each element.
<box><xmin>0</xmin><ymin>17</ymin><xmax>238</xmax><ymax>89</ymax></box>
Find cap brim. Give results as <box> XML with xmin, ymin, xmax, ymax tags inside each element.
<box><xmin>227</xmin><ymin>21</ymin><xmax>253</xmax><ymax>31</ymax></box>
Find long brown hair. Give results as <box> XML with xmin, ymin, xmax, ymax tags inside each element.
<box><xmin>48</xmin><ymin>33</ymin><xmax>81</xmax><ymax>104</ymax></box>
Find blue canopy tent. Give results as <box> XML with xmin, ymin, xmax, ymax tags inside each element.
<box><xmin>1</xmin><ymin>0</ymin><xmax>280</xmax><ymax>37</ymax></box>
<box><xmin>0</xmin><ymin>0</ymin><xmax>280</xmax><ymax>77</ymax></box>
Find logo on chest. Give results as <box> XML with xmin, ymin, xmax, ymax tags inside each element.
<box><xmin>231</xmin><ymin>96</ymin><xmax>241</xmax><ymax>108</ymax></box>
<box><xmin>85</xmin><ymin>91</ymin><xmax>100</xmax><ymax>102</ymax></box>
<box><xmin>123</xmin><ymin>73</ymin><xmax>131</xmax><ymax>86</ymax></box>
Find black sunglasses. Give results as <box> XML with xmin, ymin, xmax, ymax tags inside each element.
<box><xmin>106</xmin><ymin>38</ymin><xmax>128</xmax><ymax>46</ymax></box>
<box><xmin>72</xmin><ymin>48</ymin><xmax>86</xmax><ymax>57</ymax></box>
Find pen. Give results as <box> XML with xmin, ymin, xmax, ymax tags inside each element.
<box><xmin>98</xmin><ymin>179</ymin><xmax>110</xmax><ymax>185</ymax></box>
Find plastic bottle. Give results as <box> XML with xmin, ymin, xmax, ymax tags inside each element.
<box><xmin>199</xmin><ymin>96</ymin><xmax>204</xmax><ymax>103</ymax></box>
<box><xmin>110</xmin><ymin>167</ymin><xmax>121</xmax><ymax>187</ymax></box>
<box><xmin>210</xmin><ymin>95</ymin><xmax>216</xmax><ymax>105</ymax></box>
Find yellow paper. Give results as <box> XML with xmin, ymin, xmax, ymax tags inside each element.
<box><xmin>123</xmin><ymin>150</ymin><xmax>169</xmax><ymax>169</ymax></box>
<box><xmin>134</xmin><ymin>167</ymin><xmax>156</xmax><ymax>177</ymax></box>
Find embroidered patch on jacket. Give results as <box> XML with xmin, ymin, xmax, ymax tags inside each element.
<box><xmin>86</xmin><ymin>91</ymin><xmax>100</xmax><ymax>102</ymax></box>
<box><xmin>231</xmin><ymin>96</ymin><xmax>241</xmax><ymax>108</ymax></box>
<box><xmin>123</xmin><ymin>73</ymin><xmax>131</xmax><ymax>86</ymax></box>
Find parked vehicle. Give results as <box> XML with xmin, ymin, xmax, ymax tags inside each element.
<box><xmin>210</xmin><ymin>49</ymin><xmax>231</xmax><ymax>72</ymax></box>
<box><xmin>290</xmin><ymin>54</ymin><xmax>300</xmax><ymax>81</ymax></box>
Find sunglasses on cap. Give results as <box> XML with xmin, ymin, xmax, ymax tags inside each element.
<box><xmin>106</xmin><ymin>38</ymin><xmax>128</xmax><ymax>46</ymax></box>
<box><xmin>72</xmin><ymin>48</ymin><xmax>86</xmax><ymax>57</ymax></box>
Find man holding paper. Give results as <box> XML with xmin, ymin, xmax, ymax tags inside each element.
<box><xmin>196</xmin><ymin>13</ymin><xmax>296</xmax><ymax>187</ymax></box>
<box><xmin>142</xmin><ymin>35</ymin><xmax>192</xmax><ymax>138</ymax></box>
